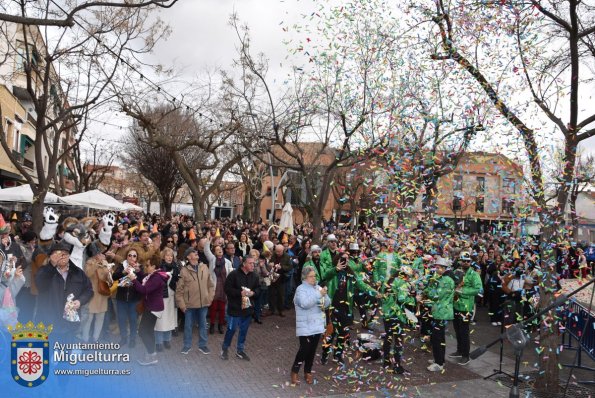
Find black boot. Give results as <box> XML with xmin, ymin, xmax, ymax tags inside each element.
<box><xmin>209</xmin><ymin>324</ymin><xmax>215</xmax><ymax>335</ymax></box>
<box><xmin>218</xmin><ymin>324</ymin><xmax>224</xmax><ymax>334</ymax></box>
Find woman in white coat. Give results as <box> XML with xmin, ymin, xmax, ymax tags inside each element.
<box><xmin>154</xmin><ymin>248</ymin><xmax>179</xmax><ymax>350</ymax></box>
<box><xmin>290</xmin><ymin>265</ymin><xmax>330</xmax><ymax>386</ymax></box>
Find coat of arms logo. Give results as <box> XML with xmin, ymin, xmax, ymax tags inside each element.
<box><xmin>8</xmin><ymin>321</ymin><xmax>52</xmax><ymax>387</ymax></box>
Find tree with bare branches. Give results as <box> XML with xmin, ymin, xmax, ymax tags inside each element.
<box><xmin>122</xmin><ymin>121</ymin><xmax>185</xmax><ymax>219</ymax></box>
<box><xmin>70</xmin><ymin>135</ymin><xmax>116</xmax><ymax>194</ymax></box>
<box><xmin>0</xmin><ymin>3</ymin><xmax>169</xmax><ymax>232</ymax></box>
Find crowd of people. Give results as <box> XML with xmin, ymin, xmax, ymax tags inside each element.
<box><xmin>0</xmin><ymin>208</ymin><xmax>593</xmax><ymax>384</ymax></box>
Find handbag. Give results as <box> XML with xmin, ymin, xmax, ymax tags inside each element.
<box><xmin>96</xmin><ymin>269</ymin><xmax>111</xmax><ymax>296</ymax></box>
<box><xmin>136</xmin><ymin>299</ymin><xmax>145</xmax><ymax>314</ymax></box>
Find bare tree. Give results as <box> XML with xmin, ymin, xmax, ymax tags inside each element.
<box><xmin>0</xmin><ymin>4</ymin><xmax>169</xmax><ymax>232</ymax></box>
<box><xmin>229</xmin><ymin>157</ymin><xmax>267</xmax><ymax>221</ymax></box>
<box><xmin>406</xmin><ymin>0</ymin><xmax>595</xmax><ymax>389</ymax></box>
<box><xmin>119</xmin><ymin>101</ymin><xmax>243</xmax><ymax>221</ymax></box>
<box><xmin>228</xmin><ymin>14</ymin><xmax>394</xmax><ymax>242</ymax></box>
<box><xmin>0</xmin><ymin>1</ymin><xmax>178</xmax><ymax>27</ymax></box>
<box><xmin>70</xmin><ymin>135</ymin><xmax>116</xmax><ymax>194</ymax></box>
<box><xmin>123</xmin><ymin>121</ymin><xmax>185</xmax><ymax>219</ymax></box>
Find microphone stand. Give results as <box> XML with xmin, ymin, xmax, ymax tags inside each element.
<box><xmin>469</xmin><ymin>278</ymin><xmax>595</xmax><ymax>398</ymax></box>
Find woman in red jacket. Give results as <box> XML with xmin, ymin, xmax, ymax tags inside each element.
<box><xmin>130</xmin><ymin>260</ymin><xmax>167</xmax><ymax>366</ymax></box>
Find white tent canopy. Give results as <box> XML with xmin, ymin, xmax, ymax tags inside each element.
<box><xmin>61</xmin><ymin>189</ymin><xmax>126</xmax><ymax>211</ymax></box>
<box><xmin>0</xmin><ymin>185</ymin><xmax>62</xmax><ymax>203</ymax></box>
<box><xmin>121</xmin><ymin>201</ymin><xmax>143</xmax><ymax>211</ymax></box>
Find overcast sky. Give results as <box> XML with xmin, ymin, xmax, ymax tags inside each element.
<box><xmin>92</xmin><ymin>0</ymin><xmax>593</xmax><ymax>162</ymax></box>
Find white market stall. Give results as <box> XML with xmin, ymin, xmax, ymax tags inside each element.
<box><xmin>121</xmin><ymin>201</ymin><xmax>143</xmax><ymax>211</ymax></box>
<box><xmin>0</xmin><ymin>185</ymin><xmax>62</xmax><ymax>203</ymax></box>
<box><xmin>61</xmin><ymin>189</ymin><xmax>126</xmax><ymax>211</ymax></box>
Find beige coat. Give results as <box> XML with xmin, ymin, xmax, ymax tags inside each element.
<box><xmin>84</xmin><ymin>258</ymin><xmax>110</xmax><ymax>314</ymax></box>
<box><xmin>175</xmin><ymin>263</ymin><xmax>215</xmax><ymax>311</ymax></box>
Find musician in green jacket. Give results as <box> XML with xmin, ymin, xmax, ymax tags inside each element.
<box><xmin>448</xmin><ymin>251</ymin><xmax>482</xmax><ymax>366</ymax></box>
<box><xmin>378</xmin><ymin>265</ymin><xmax>415</xmax><ymax>374</ymax></box>
<box><xmin>321</xmin><ymin>250</ymin><xmax>377</xmax><ymax>365</ymax></box>
<box><xmin>425</xmin><ymin>257</ymin><xmax>455</xmax><ymax>372</ymax></box>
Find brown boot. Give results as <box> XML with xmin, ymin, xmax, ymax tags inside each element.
<box><xmin>290</xmin><ymin>371</ymin><xmax>300</xmax><ymax>385</ymax></box>
<box><xmin>304</xmin><ymin>373</ymin><xmax>313</xmax><ymax>384</ymax></box>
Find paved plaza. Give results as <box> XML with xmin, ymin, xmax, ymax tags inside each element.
<box><xmin>107</xmin><ymin>306</ymin><xmax>594</xmax><ymax>398</ymax></box>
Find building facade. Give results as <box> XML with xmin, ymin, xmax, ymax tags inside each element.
<box><xmin>0</xmin><ymin>22</ymin><xmax>76</xmax><ymax>192</ymax></box>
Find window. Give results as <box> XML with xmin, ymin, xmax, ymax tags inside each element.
<box><xmin>453</xmin><ymin>175</ymin><xmax>463</xmax><ymax>191</ymax></box>
<box><xmin>266</xmin><ymin>187</ymin><xmax>272</xmax><ymax>196</ymax></box>
<box><xmin>476</xmin><ymin>196</ymin><xmax>484</xmax><ymax>213</ymax></box>
<box><xmin>453</xmin><ymin>196</ymin><xmax>462</xmax><ymax>211</ymax></box>
<box><xmin>503</xmin><ymin>178</ymin><xmax>516</xmax><ymax>194</ymax></box>
<box><xmin>271</xmin><ymin>166</ymin><xmax>279</xmax><ymax>177</ymax></box>
<box><xmin>477</xmin><ymin>177</ymin><xmax>486</xmax><ymax>193</ymax></box>
<box><xmin>14</xmin><ymin>130</ymin><xmax>20</xmax><ymax>152</ymax></box>
<box><xmin>502</xmin><ymin>198</ymin><xmax>515</xmax><ymax>214</ymax></box>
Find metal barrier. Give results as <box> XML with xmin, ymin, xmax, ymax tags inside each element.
<box><xmin>561</xmin><ymin>299</ymin><xmax>595</xmax><ymax>384</ymax></box>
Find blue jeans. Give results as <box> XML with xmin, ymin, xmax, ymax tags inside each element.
<box><xmin>254</xmin><ymin>287</ymin><xmax>268</xmax><ymax>320</ymax></box>
<box><xmin>155</xmin><ymin>330</ymin><xmax>172</xmax><ymax>344</ymax></box>
<box><xmin>116</xmin><ymin>300</ymin><xmax>138</xmax><ymax>344</ymax></box>
<box><xmin>222</xmin><ymin>315</ymin><xmax>251</xmax><ymax>352</ymax></box>
<box><xmin>183</xmin><ymin>307</ymin><xmax>209</xmax><ymax>349</ymax></box>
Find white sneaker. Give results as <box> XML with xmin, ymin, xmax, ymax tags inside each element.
<box><xmin>497</xmin><ymin>322</ymin><xmax>502</xmax><ymax>326</ymax></box>
<box><xmin>427</xmin><ymin>363</ymin><xmax>444</xmax><ymax>372</ymax></box>
<box><xmin>491</xmin><ymin>322</ymin><xmax>498</xmax><ymax>326</ymax></box>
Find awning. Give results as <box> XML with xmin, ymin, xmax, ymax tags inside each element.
<box><xmin>20</xmin><ymin>134</ymin><xmax>34</xmax><ymax>156</ymax></box>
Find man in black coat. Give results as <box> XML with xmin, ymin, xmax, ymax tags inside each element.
<box><xmin>269</xmin><ymin>245</ymin><xmax>292</xmax><ymax>317</ymax></box>
<box><xmin>220</xmin><ymin>256</ymin><xmax>260</xmax><ymax>361</ymax></box>
<box><xmin>35</xmin><ymin>242</ymin><xmax>93</xmax><ymax>340</ymax></box>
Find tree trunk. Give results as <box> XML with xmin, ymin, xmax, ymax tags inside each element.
<box><xmin>311</xmin><ymin>207</ymin><xmax>323</xmax><ymax>243</ymax></box>
<box><xmin>569</xmin><ymin>184</ymin><xmax>579</xmax><ymax>240</ymax></box>
<box><xmin>192</xmin><ymin>197</ymin><xmax>206</xmax><ymax>221</ymax></box>
<box><xmin>31</xmin><ymin>193</ymin><xmax>46</xmax><ymax>235</ymax></box>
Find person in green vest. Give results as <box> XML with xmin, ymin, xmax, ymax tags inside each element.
<box><xmin>302</xmin><ymin>245</ymin><xmax>324</xmax><ymax>281</ymax></box>
<box><xmin>448</xmin><ymin>251</ymin><xmax>482</xmax><ymax>366</ymax></box>
<box><xmin>425</xmin><ymin>257</ymin><xmax>455</xmax><ymax>372</ymax></box>
<box><xmin>378</xmin><ymin>265</ymin><xmax>416</xmax><ymax>374</ymax></box>
<box><xmin>320</xmin><ymin>233</ymin><xmax>338</xmax><ymax>268</ymax></box>
<box><xmin>321</xmin><ymin>250</ymin><xmax>378</xmax><ymax>365</ymax></box>
<box><xmin>372</xmin><ymin>240</ymin><xmax>402</xmax><ymax>288</ymax></box>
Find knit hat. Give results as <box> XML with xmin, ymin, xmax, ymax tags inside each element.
<box><xmin>311</xmin><ymin>245</ymin><xmax>322</xmax><ymax>253</ymax></box>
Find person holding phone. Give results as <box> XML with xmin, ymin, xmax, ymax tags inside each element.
<box><xmin>321</xmin><ymin>250</ymin><xmax>378</xmax><ymax>365</ymax></box>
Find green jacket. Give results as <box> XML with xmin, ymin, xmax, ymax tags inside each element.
<box><xmin>425</xmin><ymin>274</ymin><xmax>455</xmax><ymax>320</ymax></box>
<box><xmin>322</xmin><ymin>259</ymin><xmax>377</xmax><ymax>315</ymax></box>
<box><xmin>412</xmin><ymin>257</ymin><xmax>424</xmax><ymax>275</ymax></box>
<box><xmin>320</xmin><ymin>248</ymin><xmax>338</xmax><ymax>273</ymax></box>
<box><xmin>372</xmin><ymin>252</ymin><xmax>402</xmax><ymax>287</ymax></box>
<box><xmin>379</xmin><ymin>277</ymin><xmax>415</xmax><ymax>323</ymax></box>
<box><xmin>303</xmin><ymin>259</ymin><xmax>324</xmax><ymax>282</ymax></box>
<box><xmin>453</xmin><ymin>267</ymin><xmax>482</xmax><ymax>313</ymax></box>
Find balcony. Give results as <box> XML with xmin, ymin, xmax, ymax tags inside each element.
<box><xmin>11</xmin><ymin>150</ymin><xmax>35</xmax><ymax>170</ymax></box>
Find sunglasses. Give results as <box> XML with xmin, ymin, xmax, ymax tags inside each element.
<box><xmin>128</xmin><ymin>254</ymin><xmax>137</xmax><ymax>258</ymax></box>
<box><xmin>167</xmin><ymin>240</ymin><xmax>174</xmax><ymax>243</ymax></box>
